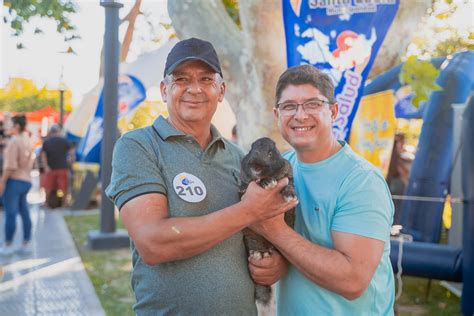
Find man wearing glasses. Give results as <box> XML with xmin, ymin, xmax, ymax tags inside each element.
<box><xmin>248</xmin><ymin>64</ymin><xmax>395</xmax><ymax>315</ymax></box>
<box><xmin>106</xmin><ymin>38</ymin><xmax>296</xmax><ymax>315</ymax></box>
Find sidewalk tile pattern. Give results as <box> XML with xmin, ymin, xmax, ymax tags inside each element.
<box><xmin>0</xmin><ymin>204</ymin><xmax>105</xmax><ymax>316</ymax></box>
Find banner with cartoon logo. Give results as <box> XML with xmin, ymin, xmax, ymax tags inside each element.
<box><xmin>282</xmin><ymin>0</ymin><xmax>399</xmax><ymax>140</ymax></box>
<box><xmin>77</xmin><ymin>74</ymin><xmax>146</xmax><ymax>163</ymax></box>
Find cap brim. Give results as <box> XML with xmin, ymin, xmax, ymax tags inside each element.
<box><xmin>165</xmin><ymin>57</ymin><xmax>222</xmax><ymax>77</ymax></box>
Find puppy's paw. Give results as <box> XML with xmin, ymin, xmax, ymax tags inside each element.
<box><xmin>250</xmin><ymin>251</ymin><xmax>263</xmax><ymax>260</ymax></box>
<box><xmin>281</xmin><ymin>185</ymin><xmax>298</xmax><ymax>203</ymax></box>
<box><xmin>261</xmin><ymin>178</ymin><xmax>277</xmax><ymax>189</ymax></box>
<box><xmin>284</xmin><ymin>194</ymin><xmax>298</xmax><ymax>203</ymax></box>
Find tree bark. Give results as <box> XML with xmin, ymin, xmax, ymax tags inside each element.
<box><xmin>369</xmin><ymin>0</ymin><xmax>432</xmax><ymax>78</ymax></box>
<box><xmin>169</xmin><ymin>0</ymin><xmax>283</xmax><ymax>150</ymax></box>
<box><xmin>238</xmin><ymin>0</ymin><xmax>288</xmax><ymax>148</ymax></box>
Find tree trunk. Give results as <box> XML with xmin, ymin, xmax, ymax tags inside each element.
<box><xmin>369</xmin><ymin>0</ymin><xmax>432</xmax><ymax>78</ymax></box>
<box><xmin>168</xmin><ymin>0</ymin><xmax>431</xmax><ymax>150</ymax></box>
<box><xmin>168</xmin><ymin>0</ymin><xmax>287</xmax><ymax>150</ymax></box>
<box><xmin>238</xmin><ymin>0</ymin><xmax>288</xmax><ymax>149</ymax></box>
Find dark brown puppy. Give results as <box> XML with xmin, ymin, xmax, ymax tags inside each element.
<box><xmin>240</xmin><ymin>137</ymin><xmax>297</xmax><ymax>305</ymax></box>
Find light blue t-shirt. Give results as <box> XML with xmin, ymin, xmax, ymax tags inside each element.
<box><xmin>278</xmin><ymin>142</ymin><xmax>395</xmax><ymax>316</ymax></box>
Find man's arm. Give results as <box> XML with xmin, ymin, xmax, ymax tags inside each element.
<box><xmin>251</xmin><ymin>165</ymin><xmax>393</xmax><ymax>299</ymax></box>
<box><xmin>41</xmin><ymin>150</ymin><xmax>50</xmax><ymax>172</ymax></box>
<box><xmin>251</xmin><ymin>217</ymin><xmax>384</xmax><ymax>300</ymax></box>
<box><xmin>120</xmin><ymin>179</ymin><xmax>297</xmax><ymax>266</ymax></box>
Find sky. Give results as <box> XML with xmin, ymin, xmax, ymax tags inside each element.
<box><xmin>1</xmin><ymin>0</ymin><xmax>169</xmax><ymax>106</ymax></box>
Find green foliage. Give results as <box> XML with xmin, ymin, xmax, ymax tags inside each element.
<box><xmin>399</xmin><ymin>56</ymin><xmax>442</xmax><ymax>108</ymax></box>
<box><xmin>434</xmin><ymin>31</ymin><xmax>474</xmax><ymax>57</ymax></box>
<box><xmin>222</xmin><ymin>0</ymin><xmax>240</xmax><ymax>27</ymax></box>
<box><xmin>407</xmin><ymin>0</ymin><xmax>473</xmax><ymax>59</ymax></box>
<box><xmin>1</xmin><ymin>95</ymin><xmax>59</xmax><ymax>112</ymax></box>
<box><xmin>3</xmin><ymin>0</ymin><xmax>79</xmax><ymax>48</ymax></box>
<box><xmin>0</xmin><ymin>78</ymin><xmax>72</xmax><ymax>112</ymax></box>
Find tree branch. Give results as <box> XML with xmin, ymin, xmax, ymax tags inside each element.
<box><xmin>120</xmin><ymin>0</ymin><xmax>142</xmax><ymax>63</ymax></box>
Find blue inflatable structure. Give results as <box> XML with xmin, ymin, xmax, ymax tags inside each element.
<box><xmin>460</xmin><ymin>95</ymin><xmax>474</xmax><ymax>315</ymax></box>
<box><xmin>401</xmin><ymin>52</ymin><xmax>474</xmax><ymax>243</ymax></box>
<box><xmin>366</xmin><ymin>51</ymin><xmax>474</xmax><ymax>315</ymax></box>
<box><xmin>366</xmin><ymin>51</ymin><xmax>474</xmax><ymax>243</ymax></box>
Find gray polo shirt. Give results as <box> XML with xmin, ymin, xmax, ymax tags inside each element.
<box><xmin>106</xmin><ymin>116</ymin><xmax>257</xmax><ymax>315</ymax></box>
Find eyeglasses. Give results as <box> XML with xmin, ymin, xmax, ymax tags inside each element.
<box><xmin>276</xmin><ymin>98</ymin><xmax>332</xmax><ymax>116</ymax></box>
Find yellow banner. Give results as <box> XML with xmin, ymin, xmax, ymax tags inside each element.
<box><xmin>349</xmin><ymin>90</ymin><xmax>396</xmax><ymax>177</ymax></box>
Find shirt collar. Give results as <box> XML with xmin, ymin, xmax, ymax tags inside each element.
<box><xmin>152</xmin><ymin>115</ymin><xmax>226</xmax><ymax>149</ymax></box>
<box><xmin>208</xmin><ymin>124</ymin><xmax>227</xmax><ymax>149</ymax></box>
<box><xmin>153</xmin><ymin>116</ymin><xmax>184</xmax><ymax>139</ymax></box>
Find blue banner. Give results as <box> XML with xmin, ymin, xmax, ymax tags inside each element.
<box><xmin>77</xmin><ymin>74</ymin><xmax>146</xmax><ymax>163</ymax></box>
<box><xmin>283</xmin><ymin>0</ymin><xmax>399</xmax><ymax>140</ymax></box>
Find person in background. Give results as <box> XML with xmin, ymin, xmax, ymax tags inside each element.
<box><xmin>41</xmin><ymin>125</ymin><xmax>73</xmax><ymax>208</ymax></box>
<box><xmin>0</xmin><ymin>115</ymin><xmax>35</xmax><ymax>255</ymax></box>
<box><xmin>0</xmin><ymin>121</ymin><xmax>5</xmax><ymax>167</ymax></box>
<box><xmin>0</xmin><ymin>120</ymin><xmax>5</xmax><ymax>207</ymax></box>
<box><xmin>386</xmin><ymin>133</ymin><xmax>412</xmax><ymax>224</ymax></box>
<box><xmin>231</xmin><ymin>124</ymin><xmax>238</xmax><ymax>144</ymax></box>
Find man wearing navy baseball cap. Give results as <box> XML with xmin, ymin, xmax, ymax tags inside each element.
<box><xmin>107</xmin><ymin>38</ymin><xmax>296</xmax><ymax>315</ymax></box>
<box><xmin>163</xmin><ymin>37</ymin><xmax>223</xmax><ymax>78</ymax></box>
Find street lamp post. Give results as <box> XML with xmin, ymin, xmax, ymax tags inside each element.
<box><xmin>58</xmin><ymin>82</ymin><xmax>66</xmax><ymax>128</ymax></box>
<box><xmin>87</xmin><ymin>0</ymin><xmax>129</xmax><ymax>250</ymax></box>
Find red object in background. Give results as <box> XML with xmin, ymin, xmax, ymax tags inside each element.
<box><xmin>0</xmin><ymin>107</ymin><xmax>69</xmax><ymax>124</ymax></box>
<box><xmin>26</xmin><ymin>107</ymin><xmax>59</xmax><ymax>123</ymax></box>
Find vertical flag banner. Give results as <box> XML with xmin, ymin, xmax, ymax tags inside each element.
<box><xmin>349</xmin><ymin>90</ymin><xmax>396</xmax><ymax>176</ymax></box>
<box><xmin>77</xmin><ymin>74</ymin><xmax>146</xmax><ymax>163</ymax></box>
<box><xmin>282</xmin><ymin>0</ymin><xmax>399</xmax><ymax>140</ymax></box>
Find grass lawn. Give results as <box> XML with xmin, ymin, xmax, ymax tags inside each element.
<box><xmin>64</xmin><ymin>214</ymin><xmax>461</xmax><ymax>315</ymax></box>
<box><xmin>395</xmin><ymin>277</ymin><xmax>461</xmax><ymax>315</ymax></box>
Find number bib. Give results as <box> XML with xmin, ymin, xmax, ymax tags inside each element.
<box><xmin>172</xmin><ymin>172</ymin><xmax>207</xmax><ymax>203</ymax></box>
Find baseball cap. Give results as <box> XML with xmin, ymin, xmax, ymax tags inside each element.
<box><xmin>164</xmin><ymin>38</ymin><xmax>223</xmax><ymax>78</ymax></box>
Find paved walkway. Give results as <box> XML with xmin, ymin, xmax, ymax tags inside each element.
<box><xmin>0</xmin><ymin>183</ymin><xmax>105</xmax><ymax>315</ymax></box>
